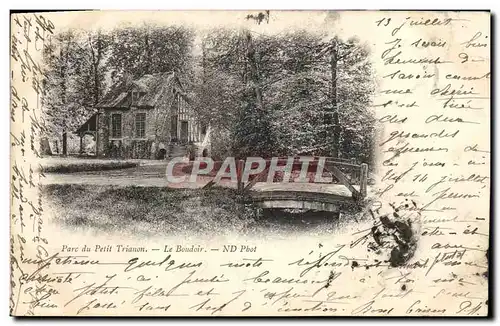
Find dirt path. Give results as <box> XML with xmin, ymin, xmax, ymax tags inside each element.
<box><xmin>41</xmin><ymin>161</ymin><xmax>237</xmax><ymax>188</ymax></box>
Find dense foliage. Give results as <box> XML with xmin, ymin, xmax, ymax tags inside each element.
<box><xmin>42</xmin><ymin>23</ymin><xmax>375</xmax><ymax>164</ymax></box>
<box><xmin>193</xmin><ymin>29</ymin><xmax>376</xmax><ymax>163</ymax></box>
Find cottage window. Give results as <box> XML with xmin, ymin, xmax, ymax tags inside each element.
<box><xmin>131</xmin><ymin>91</ymin><xmax>146</xmax><ymax>105</ymax></box>
<box><xmin>135</xmin><ymin>113</ymin><xmax>146</xmax><ymax>138</ymax></box>
<box><xmin>178</xmin><ymin>94</ymin><xmax>184</xmax><ymax>114</ymax></box>
<box><xmin>111</xmin><ymin>114</ymin><xmax>122</xmax><ymax>138</ymax></box>
<box><xmin>132</xmin><ymin>91</ymin><xmax>139</xmax><ymax>105</ymax></box>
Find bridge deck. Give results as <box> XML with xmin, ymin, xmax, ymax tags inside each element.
<box><xmin>246</xmin><ymin>183</ymin><xmax>361</xmax><ymax>212</ymax></box>
<box><xmin>251</xmin><ymin>182</ymin><xmax>359</xmax><ymax>196</ymax></box>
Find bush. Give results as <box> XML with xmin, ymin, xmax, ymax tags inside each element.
<box><xmin>40</xmin><ymin>161</ymin><xmax>139</xmax><ymax>173</ymax></box>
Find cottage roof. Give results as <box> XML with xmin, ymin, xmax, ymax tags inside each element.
<box><xmin>97</xmin><ymin>72</ymin><xmax>187</xmax><ymax>109</ymax></box>
<box><xmin>75</xmin><ymin>113</ymin><xmax>98</xmax><ymax>134</ymax></box>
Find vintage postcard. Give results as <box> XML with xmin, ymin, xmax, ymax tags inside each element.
<box><xmin>9</xmin><ymin>10</ymin><xmax>490</xmax><ymax>316</ymax></box>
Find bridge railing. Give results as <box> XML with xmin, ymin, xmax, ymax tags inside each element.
<box><xmin>191</xmin><ymin>156</ymin><xmax>369</xmax><ymax>200</ymax></box>
<box><xmin>236</xmin><ymin>156</ymin><xmax>368</xmax><ymax>200</ymax></box>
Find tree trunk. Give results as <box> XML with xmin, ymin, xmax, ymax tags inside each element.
<box><xmin>61</xmin><ymin>41</ymin><xmax>68</xmax><ymax>157</ymax></box>
<box><xmin>201</xmin><ymin>39</ymin><xmax>207</xmax><ymax>84</ymax></box>
<box><xmin>327</xmin><ymin>37</ymin><xmax>340</xmax><ymax>158</ymax></box>
<box><xmin>95</xmin><ymin>113</ymin><xmax>100</xmax><ymax>157</ymax></box>
<box><xmin>62</xmin><ymin>131</ymin><xmax>67</xmax><ymax>156</ymax></box>
<box><xmin>245</xmin><ymin>31</ymin><xmax>264</xmax><ymax>112</ymax></box>
<box><xmin>93</xmin><ymin>61</ymin><xmax>99</xmax><ymax>106</ymax></box>
<box><xmin>144</xmin><ymin>29</ymin><xmax>151</xmax><ymax>75</ymax></box>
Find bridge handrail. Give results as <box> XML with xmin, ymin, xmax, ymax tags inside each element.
<box><xmin>237</xmin><ymin>157</ymin><xmax>368</xmax><ymax>200</ymax></box>
<box><xmin>196</xmin><ymin>156</ymin><xmax>368</xmax><ymax>200</ymax></box>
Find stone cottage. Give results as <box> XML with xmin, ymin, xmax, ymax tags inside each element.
<box><xmin>75</xmin><ymin>72</ymin><xmax>210</xmax><ymax>159</ymax></box>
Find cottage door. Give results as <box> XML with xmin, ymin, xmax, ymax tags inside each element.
<box><xmin>180</xmin><ymin>121</ymin><xmax>189</xmax><ymax>144</ymax></box>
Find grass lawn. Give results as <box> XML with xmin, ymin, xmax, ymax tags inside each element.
<box><xmin>42</xmin><ymin>184</ymin><xmax>258</xmax><ymax>237</ymax></box>
<box><xmin>42</xmin><ymin>184</ymin><xmax>369</xmax><ymax>238</ymax></box>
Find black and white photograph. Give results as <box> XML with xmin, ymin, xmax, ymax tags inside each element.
<box><xmin>39</xmin><ymin>11</ymin><xmax>377</xmax><ymax>237</ymax></box>
<box><xmin>9</xmin><ymin>10</ymin><xmax>490</xmax><ymax>317</ymax></box>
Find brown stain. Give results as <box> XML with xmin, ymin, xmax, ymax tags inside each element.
<box><xmin>368</xmin><ymin>206</ymin><xmax>418</xmax><ymax>268</ymax></box>
<box><xmin>483</xmin><ymin>247</ymin><xmax>489</xmax><ymax>279</ymax></box>
<box><xmin>324</xmin><ymin>270</ymin><xmax>336</xmax><ymax>288</ymax></box>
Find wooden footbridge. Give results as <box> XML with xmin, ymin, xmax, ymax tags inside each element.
<box><xmin>202</xmin><ymin>157</ymin><xmax>368</xmax><ymax>213</ymax></box>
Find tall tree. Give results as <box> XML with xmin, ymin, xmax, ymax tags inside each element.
<box><xmin>194</xmin><ymin>29</ymin><xmax>276</xmax><ymax>159</ymax></box>
<box><xmin>326</xmin><ymin>36</ymin><xmax>340</xmax><ymax>158</ymax></box>
<box><xmin>107</xmin><ymin>24</ymin><xmax>194</xmax><ymax>83</ymax></box>
<box><xmin>191</xmin><ymin>29</ymin><xmax>246</xmax><ymax>159</ymax></box>
<box><xmin>196</xmin><ymin>29</ymin><xmax>375</xmax><ymax>162</ymax></box>
<box><xmin>335</xmin><ymin>37</ymin><xmax>376</xmax><ymax>164</ymax></box>
<box><xmin>231</xmin><ymin>31</ymin><xmax>275</xmax><ymax>159</ymax></box>
<box><xmin>42</xmin><ymin>30</ymin><xmax>81</xmax><ymax>155</ymax></box>
<box><xmin>42</xmin><ymin>29</ymin><xmax>111</xmax><ymax>154</ymax></box>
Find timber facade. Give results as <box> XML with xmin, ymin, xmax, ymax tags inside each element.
<box><xmin>76</xmin><ymin>72</ymin><xmax>209</xmax><ymax>159</ymax></box>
